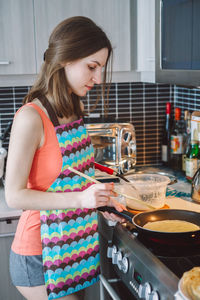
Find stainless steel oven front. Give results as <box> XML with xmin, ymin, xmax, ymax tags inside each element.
<box><xmin>86</xmin><ymin>123</ymin><xmax>136</xmax><ymax>174</ymax></box>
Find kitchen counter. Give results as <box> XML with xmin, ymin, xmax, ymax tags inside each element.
<box><xmin>131</xmin><ymin>165</ymin><xmax>200</xmax><ymax>212</ymax></box>
<box><xmin>0</xmin><ymin>165</ymin><xmax>200</xmax><ymax>220</ymax></box>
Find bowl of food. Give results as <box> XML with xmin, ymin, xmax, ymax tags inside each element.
<box><xmin>118</xmin><ymin>174</ymin><xmax>170</xmax><ymax>211</ymax></box>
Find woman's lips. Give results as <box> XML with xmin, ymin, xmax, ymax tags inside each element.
<box><xmin>85</xmin><ymin>85</ymin><xmax>93</xmax><ymax>90</ymax></box>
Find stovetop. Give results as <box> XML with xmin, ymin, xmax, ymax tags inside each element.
<box><xmin>126</xmin><ymin>222</ymin><xmax>200</xmax><ymax>279</ymax></box>
<box><xmin>98</xmin><ymin>167</ymin><xmax>200</xmax><ymax>298</ymax></box>
<box><xmin>158</xmin><ymin>255</ymin><xmax>200</xmax><ymax>279</ymax></box>
<box><xmin>111</xmin><ymin>223</ymin><xmax>179</xmax><ymax>299</ymax></box>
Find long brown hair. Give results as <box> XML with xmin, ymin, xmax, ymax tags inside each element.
<box><xmin>23</xmin><ymin>16</ymin><xmax>113</xmax><ymax>118</ymax></box>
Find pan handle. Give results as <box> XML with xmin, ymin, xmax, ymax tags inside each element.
<box><xmin>98</xmin><ymin>206</ymin><xmax>133</xmax><ymax>222</ymax></box>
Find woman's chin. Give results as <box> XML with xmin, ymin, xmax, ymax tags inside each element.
<box><xmin>73</xmin><ymin>89</ymin><xmax>88</xmax><ymax>97</ymax></box>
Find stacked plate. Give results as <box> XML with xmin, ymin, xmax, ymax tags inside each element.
<box><xmin>178</xmin><ymin>267</ymin><xmax>200</xmax><ymax>300</ymax></box>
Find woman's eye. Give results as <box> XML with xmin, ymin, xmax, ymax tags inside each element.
<box><xmin>88</xmin><ymin>66</ymin><xmax>96</xmax><ymax>70</ymax></box>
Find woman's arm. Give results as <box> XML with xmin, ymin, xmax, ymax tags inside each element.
<box><xmin>5</xmin><ymin>106</ymin><xmax>114</xmax><ymax>210</ymax></box>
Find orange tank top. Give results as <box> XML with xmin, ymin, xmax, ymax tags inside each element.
<box><xmin>11</xmin><ymin>103</ymin><xmax>62</xmax><ymax>255</ymax></box>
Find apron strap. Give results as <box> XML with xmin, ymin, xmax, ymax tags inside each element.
<box><xmin>38</xmin><ymin>95</ymin><xmax>60</xmax><ymax>126</ymax></box>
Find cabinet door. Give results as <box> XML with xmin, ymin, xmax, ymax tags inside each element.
<box><xmin>192</xmin><ymin>0</ymin><xmax>200</xmax><ymax>69</ymax></box>
<box><xmin>136</xmin><ymin>0</ymin><xmax>155</xmax><ymax>72</ymax></box>
<box><xmin>162</xmin><ymin>0</ymin><xmax>192</xmax><ymax>70</ymax></box>
<box><xmin>34</xmin><ymin>0</ymin><xmax>131</xmax><ymax>73</ymax></box>
<box><xmin>0</xmin><ymin>219</ymin><xmax>25</xmax><ymax>300</ymax></box>
<box><xmin>0</xmin><ymin>0</ymin><xmax>36</xmax><ymax>75</ymax></box>
<box><xmin>161</xmin><ymin>0</ymin><xmax>200</xmax><ymax>70</ymax></box>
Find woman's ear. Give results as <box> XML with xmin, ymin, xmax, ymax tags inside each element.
<box><xmin>61</xmin><ymin>62</ymin><xmax>71</xmax><ymax>68</ymax></box>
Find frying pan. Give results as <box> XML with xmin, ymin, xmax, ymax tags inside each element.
<box><xmin>98</xmin><ymin>206</ymin><xmax>200</xmax><ymax>246</ymax></box>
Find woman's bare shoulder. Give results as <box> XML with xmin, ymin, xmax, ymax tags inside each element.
<box><xmin>13</xmin><ymin>104</ymin><xmax>43</xmax><ymax>133</ymax></box>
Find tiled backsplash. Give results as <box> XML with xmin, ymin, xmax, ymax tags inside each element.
<box><xmin>174</xmin><ymin>86</ymin><xmax>200</xmax><ymax>113</ymax></box>
<box><xmin>1</xmin><ymin>83</ymin><xmax>200</xmax><ymax>166</ymax></box>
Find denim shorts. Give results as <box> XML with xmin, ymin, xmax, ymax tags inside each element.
<box><xmin>9</xmin><ymin>249</ymin><xmax>45</xmax><ymax>287</ymax></box>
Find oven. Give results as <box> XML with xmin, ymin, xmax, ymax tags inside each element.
<box><xmin>98</xmin><ymin>212</ymin><xmax>200</xmax><ymax>300</ymax></box>
<box><xmin>98</xmin><ymin>213</ymin><xmax>136</xmax><ymax>300</ymax></box>
<box><xmin>86</xmin><ymin>123</ymin><xmax>136</xmax><ymax>174</ymax></box>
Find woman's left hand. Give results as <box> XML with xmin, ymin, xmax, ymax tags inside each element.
<box><xmin>100</xmin><ymin>197</ymin><xmax>127</xmax><ymax>223</ymax></box>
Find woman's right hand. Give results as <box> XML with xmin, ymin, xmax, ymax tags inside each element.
<box><xmin>81</xmin><ymin>183</ymin><xmax>116</xmax><ymax>208</ymax></box>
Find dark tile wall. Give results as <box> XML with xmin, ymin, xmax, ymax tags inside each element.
<box><xmin>0</xmin><ymin>83</ymin><xmax>200</xmax><ymax>166</ymax></box>
<box><xmin>174</xmin><ymin>86</ymin><xmax>200</xmax><ymax>114</ymax></box>
<box><xmin>0</xmin><ymin>86</ymin><xmax>29</xmax><ymax>148</ymax></box>
<box><xmin>84</xmin><ymin>82</ymin><xmax>173</xmax><ymax>166</ymax></box>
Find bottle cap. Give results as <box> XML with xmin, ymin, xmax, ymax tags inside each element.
<box><xmin>175</xmin><ymin>107</ymin><xmax>181</xmax><ymax>120</ymax></box>
<box><xmin>166</xmin><ymin>102</ymin><xmax>171</xmax><ymax>114</ymax></box>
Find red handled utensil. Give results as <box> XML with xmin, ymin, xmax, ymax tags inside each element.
<box><xmin>94</xmin><ymin>162</ymin><xmax>131</xmax><ymax>183</ymax></box>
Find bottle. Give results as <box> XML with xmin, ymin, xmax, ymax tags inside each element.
<box><xmin>191</xmin><ymin>167</ymin><xmax>200</xmax><ymax>202</ymax></box>
<box><xmin>185</xmin><ymin>139</ymin><xmax>200</xmax><ymax>181</ymax></box>
<box><xmin>170</xmin><ymin>107</ymin><xmax>184</xmax><ymax>170</ymax></box>
<box><xmin>161</xmin><ymin>102</ymin><xmax>172</xmax><ymax>166</ymax></box>
<box><xmin>182</xmin><ymin>111</ymin><xmax>191</xmax><ymax>171</ymax></box>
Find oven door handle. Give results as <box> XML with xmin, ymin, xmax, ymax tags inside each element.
<box><xmin>100</xmin><ymin>274</ymin><xmax>121</xmax><ymax>300</ymax></box>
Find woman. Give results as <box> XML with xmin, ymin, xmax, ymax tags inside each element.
<box><xmin>5</xmin><ymin>16</ymin><xmax>125</xmax><ymax>300</ymax></box>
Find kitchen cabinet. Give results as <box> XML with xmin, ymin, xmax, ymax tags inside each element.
<box><xmin>0</xmin><ymin>0</ymin><xmax>36</xmax><ymax>75</ymax></box>
<box><xmin>162</xmin><ymin>0</ymin><xmax>200</xmax><ymax>70</ymax></box>
<box><xmin>34</xmin><ymin>0</ymin><xmax>132</xmax><ymax>73</ymax></box>
<box><xmin>135</xmin><ymin>0</ymin><xmax>155</xmax><ymax>82</ymax></box>
<box><xmin>156</xmin><ymin>0</ymin><xmax>200</xmax><ymax>86</ymax></box>
<box><xmin>34</xmin><ymin>0</ymin><xmax>155</xmax><ymax>81</ymax></box>
<box><xmin>0</xmin><ymin>0</ymin><xmax>156</xmax><ymax>86</ymax></box>
<box><xmin>0</xmin><ymin>218</ymin><xmax>25</xmax><ymax>300</ymax></box>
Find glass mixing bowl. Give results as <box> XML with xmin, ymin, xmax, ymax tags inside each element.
<box><xmin>117</xmin><ymin>174</ymin><xmax>170</xmax><ymax>211</ymax></box>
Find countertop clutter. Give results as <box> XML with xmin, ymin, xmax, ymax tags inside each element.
<box><xmin>0</xmin><ymin>165</ymin><xmax>199</xmax><ymax>220</ymax></box>
<box><xmin>138</xmin><ymin>166</ymin><xmax>200</xmax><ymax>213</ymax></box>
<box><xmin>0</xmin><ymin>166</ymin><xmax>199</xmax><ymax>300</ymax></box>
<box><xmin>98</xmin><ymin>167</ymin><xmax>200</xmax><ymax>300</ymax></box>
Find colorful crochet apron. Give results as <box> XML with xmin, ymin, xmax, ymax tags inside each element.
<box><xmin>39</xmin><ymin>97</ymin><xmax>100</xmax><ymax>299</ymax></box>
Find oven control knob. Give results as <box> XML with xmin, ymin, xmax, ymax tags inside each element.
<box><xmin>147</xmin><ymin>291</ymin><xmax>159</xmax><ymax>300</ymax></box>
<box><xmin>113</xmin><ymin>250</ymin><xmax>122</xmax><ymax>266</ymax></box>
<box><xmin>107</xmin><ymin>246</ymin><xmax>113</xmax><ymax>258</ymax></box>
<box><xmin>121</xmin><ymin>256</ymin><xmax>129</xmax><ymax>273</ymax></box>
<box><xmin>138</xmin><ymin>282</ymin><xmax>151</xmax><ymax>299</ymax></box>
<box><xmin>111</xmin><ymin>246</ymin><xmax>118</xmax><ymax>264</ymax></box>
<box><xmin>116</xmin><ymin>251</ymin><xmax>123</xmax><ymax>269</ymax></box>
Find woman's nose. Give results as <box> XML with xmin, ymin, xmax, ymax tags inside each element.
<box><xmin>92</xmin><ymin>70</ymin><xmax>102</xmax><ymax>84</ymax></box>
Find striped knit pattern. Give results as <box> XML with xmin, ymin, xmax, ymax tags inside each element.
<box><xmin>40</xmin><ymin>119</ymin><xmax>100</xmax><ymax>299</ymax></box>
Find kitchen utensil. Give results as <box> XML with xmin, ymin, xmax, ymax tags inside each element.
<box><xmin>95</xmin><ymin>162</ymin><xmax>146</xmax><ymax>209</ymax></box>
<box><xmin>95</xmin><ymin>162</ymin><xmax>133</xmax><ymax>183</ymax></box>
<box><xmin>98</xmin><ymin>207</ymin><xmax>200</xmax><ymax>246</ymax></box>
<box><xmin>68</xmin><ymin>166</ymin><xmax>156</xmax><ymax>209</ymax></box>
<box><xmin>124</xmin><ymin>173</ymin><xmax>170</xmax><ymax>209</ymax></box>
